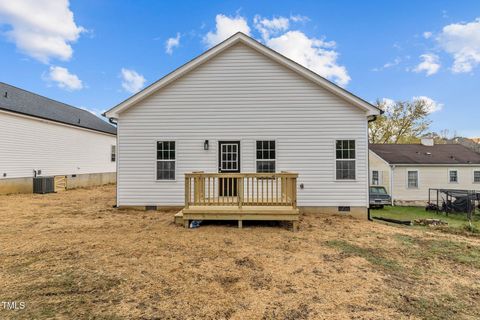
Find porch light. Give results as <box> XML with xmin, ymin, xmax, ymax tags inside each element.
<box><xmin>204</xmin><ymin>140</ymin><xmax>209</xmax><ymax>150</ymax></box>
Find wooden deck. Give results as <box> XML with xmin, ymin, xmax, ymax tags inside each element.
<box><xmin>176</xmin><ymin>172</ymin><xmax>299</xmax><ymax>231</ymax></box>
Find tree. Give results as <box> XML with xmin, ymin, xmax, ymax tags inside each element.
<box><xmin>369</xmin><ymin>99</ymin><xmax>432</xmax><ymax>144</ymax></box>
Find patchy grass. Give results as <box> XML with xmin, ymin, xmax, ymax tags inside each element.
<box><xmin>372</xmin><ymin>205</ymin><xmax>480</xmax><ymax>230</ymax></box>
<box><xmin>325</xmin><ymin>240</ymin><xmax>402</xmax><ymax>273</ymax></box>
<box><xmin>1</xmin><ymin>185</ymin><xmax>480</xmax><ymax>319</ymax></box>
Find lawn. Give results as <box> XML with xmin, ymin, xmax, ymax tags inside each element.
<box><xmin>371</xmin><ymin>205</ymin><xmax>480</xmax><ymax>230</ymax></box>
<box><xmin>1</xmin><ymin>185</ymin><xmax>480</xmax><ymax>319</ymax></box>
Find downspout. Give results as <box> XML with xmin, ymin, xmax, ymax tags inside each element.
<box><xmin>367</xmin><ymin>115</ymin><xmax>378</xmax><ymax>221</ymax></box>
<box><xmin>390</xmin><ymin>164</ymin><xmax>395</xmax><ymax>206</ymax></box>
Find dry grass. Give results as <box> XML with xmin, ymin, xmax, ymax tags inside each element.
<box><xmin>1</xmin><ymin>185</ymin><xmax>480</xmax><ymax>319</ymax></box>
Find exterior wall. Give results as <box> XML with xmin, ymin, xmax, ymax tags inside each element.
<box><xmin>0</xmin><ymin>110</ymin><xmax>116</xmax><ymax>181</ymax></box>
<box><xmin>117</xmin><ymin>43</ymin><xmax>370</xmax><ymax>208</ymax></box>
<box><xmin>392</xmin><ymin>165</ymin><xmax>480</xmax><ymax>205</ymax></box>
<box><xmin>369</xmin><ymin>150</ymin><xmax>391</xmax><ymax>192</ymax></box>
<box><xmin>0</xmin><ymin>172</ymin><xmax>116</xmax><ymax>195</ymax></box>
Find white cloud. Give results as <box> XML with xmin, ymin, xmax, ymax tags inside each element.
<box><xmin>381</xmin><ymin>96</ymin><xmax>443</xmax><ymax>114</ymax></box>
<box><xmin>372</xmin><ymin>57</ymin><xmax>402</xmax><ymax>72</ymax></box>
<box><xmin>290</xmin><ymin>15</ymin><xmax>309</xmax><ymax>23</ymax></box>
<box><xmin>266</xmin><ymin>31</ymin><xmax>350</xmax><ymax>86</ymax></box>
<box><xmin>253</xmin><ymin>15</ymin><xmax>289</xmax><ymax>41</ymax></box>
<box><xmin>413</xmin><ymin>96</ymin><xmax>443</xmax><ymax>113</ymax></box>
<box><xmin>0</xmin><ymin>0</ymin><xmax>84</xmax><ymax>63</ymax></box>
<box><xmin>165</xmin><ymin>33</ymin><xmax>180</xmax><ymax>55</ymax></box>
<box><xmin>120</xmin><ymin>68</ymin><xmax>146</xmax><ymax>94</ymax></box>
<box><xmin>413</xmin><ymin>53</ymin><xmax>440</xmax><ymax>76</ymax></box>
<box><xmin>380</xmin><ymin>98</ymin><xmax>396</xmax><ymax>112</ymax></box>
<box><xmin>203</xmin><ymin>14</ymin><xmax>250</xmax><ymax>47</ymax></box>
<box><xmin>437</xmin><ymin>18</ymin><xmax>480</xmax><ymax>73</ymax></box>
<box><xmin>423</xmin><ymin>31</ymin><xmax>432</xmax><ymax>39</ymax></box>
<box><xmin>45</xmin><ymin>66</ymin><xmax>83</xmax><ymax>90</ymax></box>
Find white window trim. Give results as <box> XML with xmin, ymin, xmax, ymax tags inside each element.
<box><xmin>371</xmin><ymin>170</ymin><xmax>379</xmax><ymax>185</ymax></box>
<box><xmin>448</xmin><ymin>168</ymin><xmax>459</xmax><ymax>184</ymax></box>
<box><xmin>473</xmin><ymin>169</ymin><xmax>480</xmax><ymax>184</ymax></box>
<box><xmin>111</xmin><ymin>145</ymin><xmax>116</xmax><ymax>162</ymax></box>
<box><xmin>155</xmin><ymin>140</ymin><xmax>176</xmax><ymax>182</ymax></box>
<box><xmin>334</xmin><ymin>139</ymin><xmax>357</xmax><ymax>181</ymax></box>
<box><xmin>406</xmin><ymin>169</ymin><xmax>419</xmax><ymax>189</ymax></box>
<box><xmin>255</xmin><ymin>140</ymin><xmax>276</xmax><ymax>173</ymax></box>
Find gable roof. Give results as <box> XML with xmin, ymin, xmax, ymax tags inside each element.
<box><xmin>0</xmin><ymin>82</ymin><xmax>116</xmax><ymax>135</ymax></box>
<box><xmin>105</xmin><ymin>32</ymin><xmax>381</xmax><ymax>119</ymax></box>
<box><xmin>369</xmin><ymin>144</ymin><xmax>480</xmax><ymax>165</ymax></box>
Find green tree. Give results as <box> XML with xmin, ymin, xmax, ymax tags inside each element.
<box><xmin>369</xmin><ymin>99</ymin><xmax>432</xmax><ymax>144</ymax></box>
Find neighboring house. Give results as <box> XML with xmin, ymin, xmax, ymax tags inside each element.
<box><xmin>0</xmin><ymin>82</ymin><xmax>117</xmax><ymax>194</ymax></box>
<box><xmin>369</xmin><ymin>138</ymin><xmax>480</xmax><ymax>206</ymax></box>
<box><xmin>105</xmin><ymin>32</ymin><xmax>381</xmax><ymax>220</ymax></box>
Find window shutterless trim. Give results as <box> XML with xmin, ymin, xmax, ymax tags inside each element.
<box><xmin>155</xmin><ymin>140</ymin><xmax>176</xmax><ymax>181</ymax></box>
<box><xmin>406</xmin><ymin>169</ymin><xmax>419</xmax><ymax>189</ymax></box>
<box><xmin>448</xmin><ymin>168</ymin><xmax>458</xmax><ymax>184</ymax></box>
<box><xmin>256</xmin><ymin>140</ymin><xmax>276</xmax><ymax>173</ymax></box>
<box><xmin>371</xmin><ymin>170</ymin><xmax>379</xmax><ymax>185</ymax></box>
<box><xmin>111</xmin><ymin>145</ymin><xmax>116</xmax><ymax>162</ymax></box>
<box><xmin>473</xmin><ymin>169</ymin><xmax>480</xmax><ymax>183</ymax></box>
<box><xmin>334</xmin><ymin>139</ymin><xmax>356</xmax><ymax>181</ymax></box>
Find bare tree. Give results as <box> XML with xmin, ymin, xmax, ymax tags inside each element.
<box><xmin>369</xmin><ymin>99</ymin><xmax>432</xmax><ymax>144</ymax></box>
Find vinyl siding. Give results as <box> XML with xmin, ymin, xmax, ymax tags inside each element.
<box><xmin>392</xmin><ymin>166</ymin><xmax>480</xmax><ymax>202</ymax></box>
<box><xmin>117</xmin><ymin>43</ymin><xmax>369</xmax><ymax>207</ymax></box>
<box><xmin>369</xmin><ymin>150</ymin><xmax>391</xmax><ymax>192</ymax></box>
<box><xmin>0</xmin><ymin>110</ymin><xmax>116</xmax><ymax>179</ymax></box>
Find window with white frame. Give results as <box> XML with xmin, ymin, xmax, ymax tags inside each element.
<box><xmin>371</xmin><ymin>170</ymin><xmax>379</xmax><ymax>185</ymax></box>
<box><xmin>449</xmin><ymin>170</ymin><xmax>458</xmax><ymax>183</ymax></box>
<box><xmin>156</xmin><ymin>141</ymin><xmax>175</xmax><ymax>180</ymax></box>
<box><xmin>256</xmin><ymin>140</ymin><xmax>275</xmax><ymax>173</ymax></box>
<box><xmin>111</xmin><ymin>145</ymin><xmax>116</xmax><ymax>162</ymax></box>
<box><xmin>335</xmin><ymin>140</ymin><xmax>355</xmax><ymax>180</ymax></box>
<box><xmin>407</xmin><ymin>170</ymin><xmax>418</xmax><ymax>188</ymax></box>
<box><xmin>474</xmin><ymin>170</ymin><xmax>480</xmax><ymax>183</ymax></box>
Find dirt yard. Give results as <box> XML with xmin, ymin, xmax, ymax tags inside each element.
<box><xmin>1</xmin><ymin>185</ymin><xmax>480</xmax><ymax>319</ymax></box>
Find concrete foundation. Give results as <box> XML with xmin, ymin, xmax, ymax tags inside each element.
<box><xmin>65</xmin><ymin>172</ymin><xmax>116</xmax><ymax>189</ymax></box>
<box><xmin>0</xmin><ymin>177</ymin><xmax>33</xmax><ymax>194</ymax></box>
<box><xmin>300</xmin><ymin>206</ymin><xmax>369</xmax><ymax>219</ymax></box>
<box><xmin>0</xmin><ymin>172</ymin><xmax>116</xmax><ymax>195</ymax></box>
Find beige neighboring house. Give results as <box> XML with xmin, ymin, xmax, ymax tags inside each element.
<box><xmin>369</xmin><ymin>138</ymin><xmax>480</xmax><ymax>206</ymax></box>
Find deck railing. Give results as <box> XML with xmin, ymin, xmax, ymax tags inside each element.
<box><xmin>184</xmin><ymin>172</ymin><xmax>298</xmax><ymax>209</ymax></box>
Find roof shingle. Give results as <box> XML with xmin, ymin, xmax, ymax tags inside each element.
<box><xmin>369</xmin><ymin>144</ymin><xmax>480</xmax><ymax>165</ymax></box>
<box><xmin>0</xmin><ymin>82</ymin><xmax>116</xmax><ymax>135</ymax></box>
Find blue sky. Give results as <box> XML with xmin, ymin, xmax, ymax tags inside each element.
<box><xmin>0</xmin><ymin>1</ymin><xmax>479</xmax><ymax>137</ymax></box>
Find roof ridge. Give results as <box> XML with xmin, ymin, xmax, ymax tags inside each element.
<box><xmin>0</xmin><ymin>81</ymin><xmax>95</xmax><ymax>115</ymax></box>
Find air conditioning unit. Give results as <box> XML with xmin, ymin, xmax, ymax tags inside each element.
<box><xmin>33</xmin><ymin>177</ymin><xmax>55</xmax><ymax>194</ymax></box>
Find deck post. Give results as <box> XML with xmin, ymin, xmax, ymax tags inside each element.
<box><xmin>292</xmin><ymin>221</ymin><xmax>298</xmax><ymax>232</ymax></box>
<box><xmin>184</xmin><ymin>219</ymin><xmax>189</xmax><ymax>229</ymax></box>
<box><xmin>292</xmin><ymin>176</ymin><xmax>297</xmax><ymax>209</ymax></box>
<box><xmin>238</xmin><ymin>220</ymin><xmax>243</xmax><ymax>228</ymax></box>
<box><xmin>238</xmin><ymin>177</ymin><xmax>243</xmax><ymax>209</ymax></box>
<box><xmin>184</xmin><ymin>175</ymin><xmax>190</xmax><ymax>209</ymax></box>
